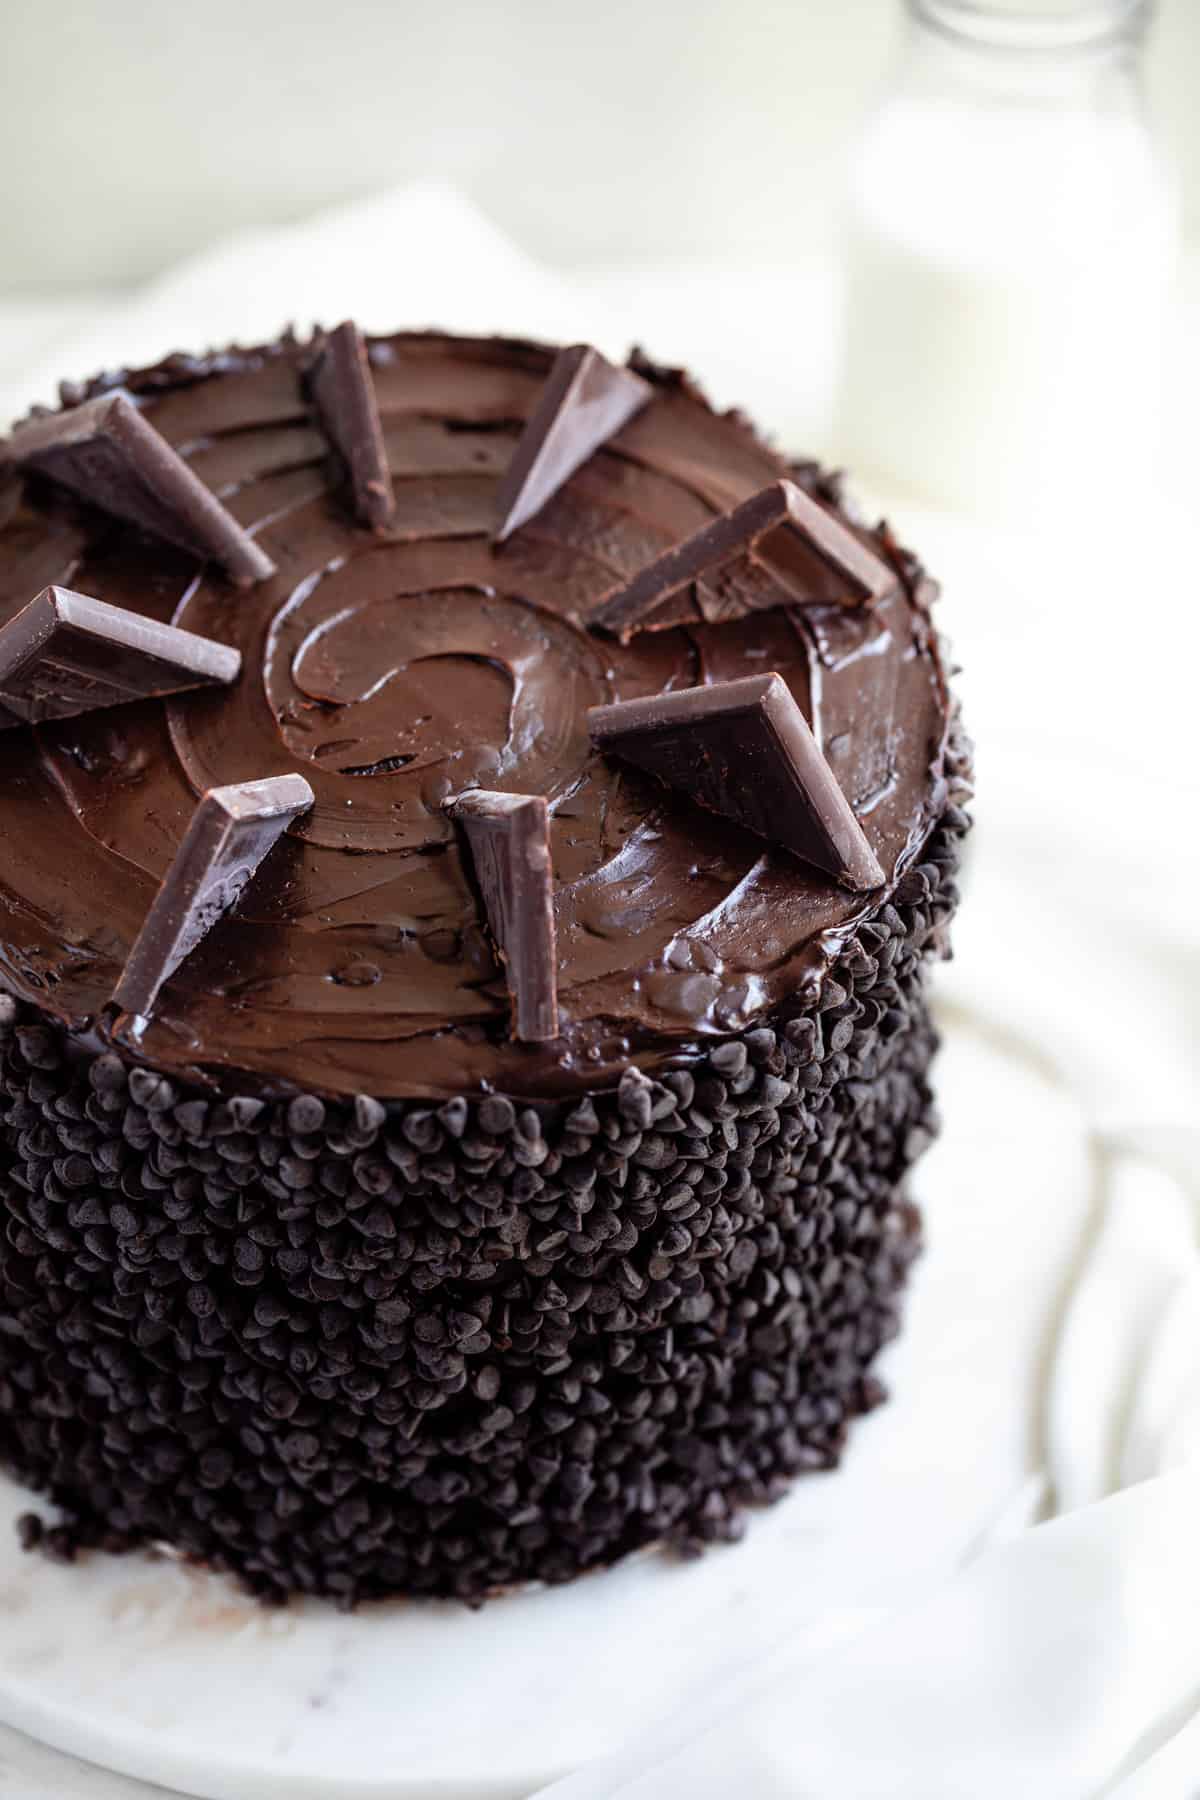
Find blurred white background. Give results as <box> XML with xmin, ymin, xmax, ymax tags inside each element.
<box><xmin>2</xmin><ymin>0</ymin><xmax>1197</xmax><ymax>289</ymax></box>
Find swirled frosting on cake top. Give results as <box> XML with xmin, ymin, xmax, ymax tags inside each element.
<box><xmin>0</xmin><ymin>332</ymin><xmax>950</xmax><ymax>1099</ymax></box>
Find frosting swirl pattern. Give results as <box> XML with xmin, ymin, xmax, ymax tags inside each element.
<box><xmin>0</xmin><ymin>334</ymin><xmax>950</xmax><ymax>1098</ymax></box>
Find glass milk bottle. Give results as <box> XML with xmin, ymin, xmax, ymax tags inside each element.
<box><xmin>831</xmin><ymin>0</ymin><xmax>1178</xmax><ymax>516</ymax></box>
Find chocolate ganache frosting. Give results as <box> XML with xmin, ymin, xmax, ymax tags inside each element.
<box><xmin>0</xmin><ymin>333</ymin><xmax>950</xmax><ymax>1101</ymax></box>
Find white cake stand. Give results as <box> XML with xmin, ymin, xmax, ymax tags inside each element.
<box><xmin>0</xmin><ymin>1025</ymin><xmax>1089</xmax><ymax>1800</ymax></box>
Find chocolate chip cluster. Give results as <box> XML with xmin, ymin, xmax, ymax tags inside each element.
<box><xmin>0</xmin><ymin>739</ymin><xmax>970</xmax><ymax>1604</ymax></box>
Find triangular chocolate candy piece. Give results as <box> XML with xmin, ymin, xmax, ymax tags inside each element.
<box><xmin>591</xmin><ymin>479</ymin><xmax>897</xmax><ymax>641</ymax></box>
<box><xmin>306</xmin><ymin>321</ymin><xmax>395</xmax><ymax>531</ymax></box>
<box><xmin>113</xmin><ymin>774</ymin><xmax>314</xmax><ymax>1019</ymax></box>
<box><xmin>588</xmin><ymin>672</ymin><xmax>884</xmax><ymax>891</ymax></box>
<box><xmin>447</xmin><ymin>789</ymin><xmax>559</xmax><ymax>1041</ymax></box>
<box><xmin>493</xmin><ymin>345</ymin><xmax>651</xmax><ymax>542</ymax></box>
<box><xmin>10</xmin><ymin>392</ymin><xmax>276</xmax><ymax>587</ymax></box>
<box><xmin>0</xmin><ymin>586</ymin><xmax>241</xmax><ymax>728</ymax></box>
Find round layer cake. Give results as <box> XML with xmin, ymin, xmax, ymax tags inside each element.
<box><xmin>0</xmin><ymin>330</ymin><xmax>969</xmax><ymax>1602</ymax></box>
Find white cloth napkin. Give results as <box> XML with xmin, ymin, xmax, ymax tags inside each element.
<box><xmin>534</xmin><ymin>1472</ymin><xmax>1200</xmax><ymax>1800</ymax></box>
<box><xmin>1</xmin><ymin>185</ymin><xmax>1197</xmax><ymax>1798</ymax></box>
<box><xmin>946</xmin><ymin>738</ymin><xmax>1200</xmax><ymax>1517</ymax></box>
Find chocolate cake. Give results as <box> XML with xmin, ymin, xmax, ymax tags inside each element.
<box><xmin>0</xmin><ymin>329</ymin><xmax>969</xmax><ymax>1604</ymax></box>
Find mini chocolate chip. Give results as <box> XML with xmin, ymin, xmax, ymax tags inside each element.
<box><xmin>230</xmin><ymin>1096</ymin><xmax>267</xmax><ymax>1129</ymax></box>
<box><xmin>287</xmin><ymin>1095</ymin><xmax>326</xmax><ymax>1136</ymax></box>
<box><xmin>15</xmin><ymin>1512</ymin><xmax>42</xmax><ymax>1551</ymax></box>
<box><xmin>174</xmin><ymin>1100</ymin><xmax>210</xmax><ymax>1137</ymax></box>
<box><xmin>478</xmin><ymin>1096</ymin><xmax>515</xmax><ymax>1135</ymax></box>
<box><xmin>617</xmin><ymin>1068</ymin><xmax>654</xmax><ymax>1130</ymax></box>
<box><xmin>16</xmin><ymin>1027</ymin><xmax>59</xmax><ymax>1070</ymax></box>
<box><xmin>89</xmin><ymin>1053</ymin><xmax>127</xmax><ymax>1093</ymax></box>
<box><xmin>784</xmin><ymin>1017</ymin><xmax>818</xmax><ymax>1058</ymax></box>
<box><xmin>354</xmin><ymin>1095</ymin><xmax>386</xmax><ymax>1134</ymax></box>
<box><xmin>129</xmin><ymin>1069</ymin><xmax>174</xmax><ymax>1110</ymax></box>
<box><xmin>436</xmin><ymin>1097</ymin><xmax>468</xmax><ymax>1138</ymax></box>
<box><xmin>564</xmin><ymin>1098</ymin><xmax>600</xmax><ymax>1136</ymax></box>
<box><xmin>709</xmin><ymin>1041</ymin><xmax>747</xmax><ymax>1077</ymax></box>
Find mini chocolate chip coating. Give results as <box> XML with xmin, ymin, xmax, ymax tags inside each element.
<box><xmin>305</xmin><ymin>322</ymin><xmax>396</xmax><ymax>532</ymax></box>
<box><xmin>589</xmin><ymin>673</ymin><xmax>885</xmax><ymax>891</ymax></box>
<box><xmin>0</xmin><ymin>587</ymin><xmax>241</xmax><ymax>727</ymax></box>
<box><xmin>448</xmin><ymin>789</ymin><xmax>559</xmax><ymax>1042</ymax></box>
<box><xmin>592</xmin><ymin>479</ymin><xmax>898</xmax><ymax>641</ymax></box>
<box><xmin>493</xmin><ymin>344</ymin><xmax>651</xmax><ymax>542</ymax></box>
<box><xmin>10</xmin><ymin>392</ymin><xmax>276</xmax><ymax>588</ymax></box>
<box><xmin>114</xmin><ymin>773</ymin><xmax>315</xmax><ymax>1019</ymax></box>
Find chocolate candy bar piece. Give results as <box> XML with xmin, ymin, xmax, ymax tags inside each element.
<box><xmin>591</xmin><ymin>479</ymin><xmax>897</xmax><ymax>641</ymax></box>
<box><xmin>113</xmin><ymin>773</ymin><xmax>314</xmax><ymax>1018</ymax></box>
<box><xmin>588</xmin><ymin>672</ymin><xmax>884</xmax><ymax>891</ymax></box>
<box><xmin>447</xmin><ymin>789</ymin><xmax>559</xmax><ymax>1041</ymax></box>
<box><xmin>0</xmin><ymin>586</ymin><xmax>240</xmax><ymax>727</ymax></box>
<box><xmin>10</xmin><ymin>391</ymin><xmax>275</xmax><ymax>587</ymax></box>
<box><xmin>494</xmin><ymin>345</ymin><xmax>651</xmax><ymax>542</ymax></box>
<box><xmin>306</xmin><ymin>321</ymin><xmax>395</xmax><ymax>531</ymax></box>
